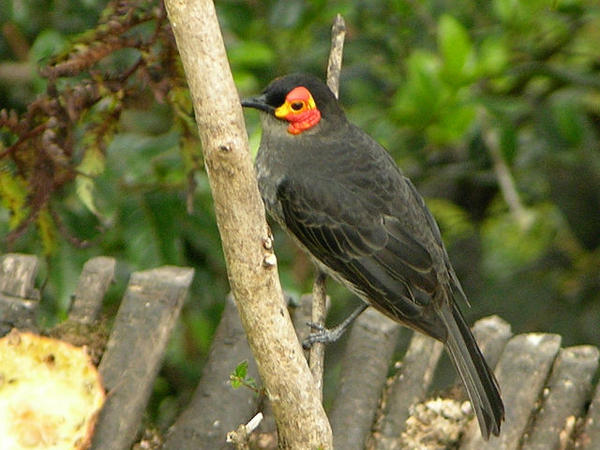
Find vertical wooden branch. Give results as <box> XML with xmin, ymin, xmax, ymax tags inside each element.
<box><xmin>309</xmin><ymin>270</ymin><xmax>328</xmax><ymax>397</ymax></box>
<box><xmin>309</xmin><ymin>13</ymin><xmax>347</xmax><ymax>397</ymax></box>
<box><xmin>163</xmin><ymin>0</ymin><xmax>332</xmax><ymax>448</ymax></box>
<box><xmin>326</xmin><ymin>14</ymin><xmax>346</xmax><ymax>99</ymax></box>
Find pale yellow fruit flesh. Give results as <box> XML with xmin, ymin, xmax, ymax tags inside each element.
<box><xmin>0</xmin><ymin>330</ymin><xmax>105</xmax><ymax>450</ymax></box>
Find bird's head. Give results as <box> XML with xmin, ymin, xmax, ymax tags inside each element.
<box><xmin>241</xmin><ymin>73</ymin><xmax>345</xmax><ymax>135</ymax></box>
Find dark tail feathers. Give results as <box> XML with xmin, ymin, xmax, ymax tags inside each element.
<box><xmin>439</xmin><ymin>302</ymin><xmax>505</xmax><ymax>439</ymax></box>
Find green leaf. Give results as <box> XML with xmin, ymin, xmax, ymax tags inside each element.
<box><xmin>234</xmin><ymin>360</ymin><xmax>248</xmax><ymax>379</ymax></box>
<box><xmin>426</xmin><ymin>101</ymin><xmax>476</xmax><ymax>144</ymax></box>
<box><xmin>477</xmin><ymin>37</ymin><xmax>509</xmax><ymax>77</ymax></box>
<box><xmin>230</xmin><ymin>361</ymin><xmax>249</xmax><ymax>389</ymax></box>
<box><xmin>393</xmin><ymin>50</ymin><xmax>443</xmax><ymax>126</ymax></box>
<box><xmin>230</xmin><ymin>377</ymin><xmax>242</xmax><ymax>389</ymax></box>
<box><xmin>0</xmin><ymin>167</ymin><xmax>29</xmax><ymax>229</ymax></box>
<box><xmin>493</xmin><ymin>0</ymin><xmax>521</xmax><ymax>23</ymax></box>
<box><xmin>29</xmin><ymin>29</ymin><xmax>68</xmax><ymax>93</ymax></box>
<box><xmin>438</xmin><ymin>15</ymin><xmax>474</xmax><ymax>85</ymax></box>
<box><xmin>37</xmin><ymin>208</ymin><xmax>57</xmax><ymax>256</ymax></box>
<box><xmin>75</xmin><ymin>175</ymin><xmax>98</xmax><ymax>216</ymax></box>
<box><xmin>30</xmin><ymin>29</ymin><xmax>68</xmax><ymax>65</ymax></box>
<box><xmin>75</xmin><ymin>147</ymin><xmax>105</xmax><ymax>217</ymax></box>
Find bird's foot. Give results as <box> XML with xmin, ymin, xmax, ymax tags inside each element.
<box><xmin>301</xmin><ymin>303</ymin><xmax>369</xmax><ymax>349</ymax></box>
<box><xmin>302</xmin><ymin>322</ymin><xmax>347</xmax><ymax>349</ymax></box>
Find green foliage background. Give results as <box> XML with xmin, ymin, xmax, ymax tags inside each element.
<box><xmin>1</xmin><ymin>0</ymin><xmax>599</xmax><ymax>430</ymax></box>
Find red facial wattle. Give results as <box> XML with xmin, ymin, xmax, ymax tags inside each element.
<box><xmin>282</xmin><ymin>108</ymin><xmax>322</xmax><ymax>135</ymax></box>
<box><xmin>275</xmin><ymin>86</ymin><xmax>322</xmax><ymax>135</ymax></box>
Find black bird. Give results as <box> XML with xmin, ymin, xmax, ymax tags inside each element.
<box><xmin>242</xmin><ymin>73</ymin><xmax>504</xmax><ymax>439</ymax></box>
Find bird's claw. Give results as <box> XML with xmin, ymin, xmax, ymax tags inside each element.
<box><xmin>302</xmin><ymin>322</ymin><xmax>345</xmax><ymax>349</ymax></box>
<box><xmin>306</xmin><ymin>321</ymin><xmax>326</xmax><ymax>332</ymax></box>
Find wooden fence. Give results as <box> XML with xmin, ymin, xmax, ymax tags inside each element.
<box><xmin>1</xmin><ymin>253</ymin><xmax>599</xmax><ymax>449</ymax></box>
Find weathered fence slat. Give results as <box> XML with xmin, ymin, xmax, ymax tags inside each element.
<box><xmin>577</xmin><ymin>376</ymin><xmax>600</xmax><ymax>448</ymax></box>
<box><xmin>163</xmin><ymin>294</ymin><xmax>260</xmax><ymax>450</ymax></box>
<box><xmin>329</xmin><ymin>308</ymin><xmax>400</xmax><ymax>450</ymax></box>
<box><xmin>372</xmin><ymin>315</ymin><xmax>512</xmax><ymax>449</ymax></box>
<box><xmin>2</xmin><ymin>252</ymin><xmax>599</xmax><ymax>449</ymax></box>
<box><xmin>69</xmin><ymin>256</ymin><xmax>116</xmax><ymax>324</ymax></box>
<box><xmin>91</xmin><ymin>266</ymin><xmax>194</xmax><ymax>450</ymax></box>
<box><xmin>374</xmin><ymin>332</ymin><xmax>444</xmax><ymax>448</ymax></box>
<box><xmin>462</xmin><ymin>333</ymin><xmax>562</xmax><ymax>450</ymax></box>
<box><xmin>0</xmin><ymin>253</ymin><xmax>40</xmax><ymax>335</ymax></box>
<box><xmin>471</xmin><ymin>315</ymin><xmax>513</xmax><ymax>369</ymax></box>
<box><xmin>0</xmin><ymin>253</ymin><xmax>40</xmax><ymax>336</ymax></box>
<box><xmin>0</xmin><ymin>253</ymin><xmax>39</xmax><ymax>298</ymax></box>
<box><xmin>522</xmin><ymin>345</ymin><xmax>599</xmax><ymax>450</ymax></box>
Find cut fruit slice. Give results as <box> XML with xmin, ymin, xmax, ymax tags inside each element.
<box><xmin>0</xmin><ymin>329</ymin><xmax>105</xmax><ymax>449</ymax></box>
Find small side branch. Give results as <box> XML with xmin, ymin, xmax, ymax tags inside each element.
<box><xmin>326</xmin><ymin>14</ymin><xmax>346</xmax><ymax>99</ymax></box>
<box><xmin>308</xmin><ymin>13</ymin><xmax>347</xmax><ymax>397</ymax></box>
<box><xmin>227</xmin><ymin>412</ymin><xmax>264</xmax><ymax>450</ymax></box>
<box><xmin>308</xmin><ymin>270</ymin><xmax>328</xmax><ymax>397</ymax></box>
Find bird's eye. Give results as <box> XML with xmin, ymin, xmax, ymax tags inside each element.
<box><xmin>290</xmin><ymin>101</ymin><xmax>304</xmax><ymax>111</ymax></box>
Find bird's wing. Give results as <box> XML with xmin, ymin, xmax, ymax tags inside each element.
<box><xmin>276</xmin><ymin>170</ymin><xmax>442</xmax><ymax>327</ymax></box>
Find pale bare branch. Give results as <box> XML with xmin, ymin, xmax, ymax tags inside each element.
<box><xmin>309</xmin><ymin>14</ymin><xmax>347</xmax><ymax>398</ymax></box>
<box><xmin>163</xmin><ymin>0</ymin><xmax>332</xmax><ymax>447</ymax></box>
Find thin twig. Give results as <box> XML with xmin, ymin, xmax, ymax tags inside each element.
<box><xmin>480</xmin><ymin>111</ymin><xmax>532</xmax><ymax>230</ymax></box>
<box><xmin>226</xmin><ymin>412</ymin><xmax>264</xmax><ymax>450</ymax></box>
<box><xmin>308</xmin><ymin>13</ymin><xmax>346</xmax><ymax>398</ymax></box>
<box><xmin>326</xmin><ymin>14</ymin><xmax>346</xmax><ymax>100</ymax></box>
<box><xmin>309</xmin><ymin>270</ymin><xmax>328</xmax><ymax>397</ymax></box>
